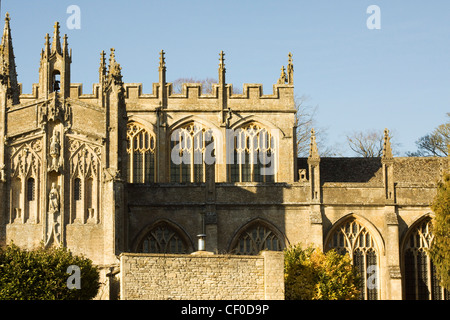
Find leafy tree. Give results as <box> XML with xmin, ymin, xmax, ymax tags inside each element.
<box><xmin>0</xmin><ymin>243</ymin><xmax>100</xmax><ymax>300</ymax></box>
<box><xmin>429</xmin><ymin>173</ymin><xmax>450</xmax><ymax>290</ymax></box>
<box><xmin>284</xmin><ymin>244</ymin><xmax>360</xmax><ymax>300</ymax></box>
<box><xmin>408</xmin><ymin>113</ymin><xmax>449</xmax><ymax>157</ymax></box>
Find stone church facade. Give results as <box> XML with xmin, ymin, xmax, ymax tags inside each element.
<box><xmin>0</xmin><ymin>15</ymin><xmax>448</xmax><ymax>300</ymax></box>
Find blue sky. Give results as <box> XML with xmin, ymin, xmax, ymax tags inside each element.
<box><xmin>3</xmin><ymin>0</ymin><xmax>450</xmax><ymax>156</ymax></box>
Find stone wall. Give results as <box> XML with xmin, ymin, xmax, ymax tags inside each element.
<box><xmin>119</xmin><ymin>251</ymin><xmax>284</xmax><ymax>300</ymax></box>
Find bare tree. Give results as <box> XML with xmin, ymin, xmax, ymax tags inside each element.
<box><xmin>172</xmin><ymin>77</ymin><xmax>242</xmax><ymax>95</ymax></box>
<box><xmin>295</xmin><ymin>95</ymin><xmax>338</xmax><ymax>157</ymax></box>
<box><xmin>172</xmin><ymin>77</ymin><xmax>217</xmax><ymax>94</ymax></box>
<box><xmin>346</xmin><ymin>129</ymin><xmax>396</xmax><ymax>158</ymax></box>
<box><xmin>407</xmin><ymin>113</ymin><xmax>449</xmax><ymax>157</ymax></box>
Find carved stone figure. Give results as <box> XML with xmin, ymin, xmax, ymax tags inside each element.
<box><xmin>48</xmin><ymin>182</ymin><xmax>59</xmax><ymax>214</ymax></box>
<box><xmin>48</xmin><ymin>128</ymin><xmax>61</xmax><ymax>171</ymax></box>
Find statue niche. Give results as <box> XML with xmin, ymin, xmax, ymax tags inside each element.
<box><xmin>48</xmin><ymin>128</ymin><xmax>62</xmax><ymax>172</ymax></box>
<box><xmin>44</xmin><ymin>182</ymin><xmax>61</xmax><ymax>246</ymax></box>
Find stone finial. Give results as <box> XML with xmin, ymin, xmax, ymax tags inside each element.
<box><xmin>99</xmin><ymin>50</ymin><xmax>106</xmax><ymax>83</ymax></box>
<box><xmin>0</xmin><ymin>12</ymin><xmax>20</xmax><ymax>105</ymax></box>
<box><xmin>159</xmin><ymin>50</ymin><xmax>166</xmax><ymax>70</ymax></box>
<box><xmin>382</xmin><ymin>128</ymin><xmax>393</xmax><ymax>159</ymax></box>
<box><xmin>218</xmin><ymin>50</ymin><xmax>226</xmax><ymax>85</ymax></box>
<box><xmin>287</xmin><ymin>52</ymin><xmax>293</xmax><ymax>85</ymax></box>
<box><xmin>219</xmin><ymin>50</ymin><xmax>225</xmax><ymax>68</ymax></box>
<box><xmin>277</xmin><ymin>66</ymin><xmax>287</xmax><ymax>84</ymax></box>
<box><xmin>62</xmin><ymin>34</ymin><xmax>69</xmax><ymax>56</ymax></box>
<box><xmin>107</xmin><ymin>48</ymin><xmax>123</xmax><ymax>85</ymax></box>
<box><xmin>44</xmin><ymin>33</ymin><xmax>50</xmax><ymax>55</ymax></box>
<box><xmin>309</xmin><ymin>128</ymin><xmax>320</xmax><ymax>159</ymax></box>
<box><xmin>51</xmin><ymin>22</ymin><xmax>62</xmax><ymax>54</ymax></box>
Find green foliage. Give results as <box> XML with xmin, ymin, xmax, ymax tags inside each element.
<box><xmin>284</xmin><ymin>244</ymin><xmax>360</xmax><ymax>300</ymax></box>
<box><xmin>430</xmin><ymin>173</ymin><xmax>450</xmax><ymax>290</ymax></box>
<box><xmin>0</xmin><ymin>243</ymin><xmax>100</xmax><ymax>300</ymax></box>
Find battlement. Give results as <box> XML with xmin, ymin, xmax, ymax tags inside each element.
<box><xmin>16</xmin><ymin>48</ymin><xmax>295</xmax><ymax>114</ymax></box>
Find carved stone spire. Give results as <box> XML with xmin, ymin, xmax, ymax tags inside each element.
<box><xmin>309</xmin><ymin>128</ymin><xmax>320</xmax><ymax>160</ymax></box>
<box><xmin>51</xmin><ymin>22</ymin><xmax>62</xmax><ymax>55</ymax></box>
<box><xmin>287</xmin><ymin>52</ymin><xmax>294</xmax><ymax>85</ymax></box>
<box><xmin>277</xmin><ymin>66</ymin><xmax>287</xmax><ymax>84</ymax></box>
<box><xmin>43</xmin><ymin>33</ymin><xmax>50</xmax><ymax>57</ymax></box>
<box><xmin>382</xmin><ymin>128</ymin><xmax>394</xmax><ymax>160</ymax></box>
<box><xmin>218</xmin><ymin>50</ymin><xmax>226</xmax><ymax>85</ymax></box>
<box><xmin>62</xmin><ymin>34</ymin><xmax>70</xmax><ymax>57</ymax></box>
<box><xmin>158</xmin><ymin>49</ymin><xmax>166</xmax><ymax>85</ymax></box>
<box><xmin>107</xmin><ymin>48</ymin><xmax>123</xmax><ymax>86</ymax></box>
<box><xmin>99</xmin><ymin>50</ymin><xmax>106</xmax><ymax>85</ymax></box>
<box><xmin>0</xmin><ymin>12</ymin><xmax>19</xmax><ymax>105</ymax></box>
<box><xmin>159</xmin><ymin>49</ymin><xmax>166</xmax><ymax>70</ymax></box>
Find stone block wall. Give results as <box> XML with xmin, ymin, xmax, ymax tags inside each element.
<box><xmin>119</xmin><ymin>251</ymin><xmax>284</xmax><ymax>300</ymax></box>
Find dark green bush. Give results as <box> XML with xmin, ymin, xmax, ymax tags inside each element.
<box><xmin>0</xmin><ymin>243</ymin><xmax>100</xmax><ymax>300</ymax></box>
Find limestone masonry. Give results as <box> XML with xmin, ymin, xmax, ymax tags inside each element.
<box><xmin>0</xmin><ymin>14</ymin><xmax>448</xmax><ymax>300</ymax></box>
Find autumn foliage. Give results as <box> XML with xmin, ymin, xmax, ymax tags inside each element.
<box><xmin>284</xmin><ymin>244</ymin><xmax>360</xmax><ymax>300</ymax></box>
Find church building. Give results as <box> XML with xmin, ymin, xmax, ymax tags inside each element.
<box><xmin>0</xmin><ymin>14</ymin><xmax>448</xmax><ymax>300</ymax></box>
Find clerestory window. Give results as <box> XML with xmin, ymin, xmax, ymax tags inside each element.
<box><xmin>127</xmin><ymin>123</ymin><xmax>156</xmax><ymax>184</ymax></box>
<box><xmin>170</xmin><ymin>123</ymin><xmax>215</xmax><ymax>183</ymax></box>
<box><xmin>229</xmin><ymin>123</ymin><xmax>276</xmax><ymax>183</ymax></box>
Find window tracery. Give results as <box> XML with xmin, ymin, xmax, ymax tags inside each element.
<box><xmin>230</xmin><ymin>123</ymin><xmax>275</xmax><ymax>183</ymax></box>
<box><xmin>9</xmin><ymin>139</ymin><xmax>42</xmax><ymax>224</ymax></box>
<box><xmin>138</xmin><ymin>222</ymin><xmax>189</xmax><ymax>254</ymax></box>
<box><xmin>230</xmin><ymin>222</ymin><xmax>283</xmax><ymax>255</ymax></box>
<box><xmin>127</xmin><ymin>122</ymin><xmax>156</xmax><ymax>183</ymax></box>
<box><xmin>170</xmin><ymin>123</ymin><xmax>215</xmax><ymax>183</ymax></box>
<box><xmin>327</xmin><ymin>218</ymin><xmax>379</xmax><ymax>300</ymax></box>
<box><xmin>404</xmin><ymin>218</ymin><xmax>450</xmax><ymax>300</ymax></box>
<box><xmin>68</xmin><ymin>139</ymin><xmax>101</xmax><ymax>224</ymax></box>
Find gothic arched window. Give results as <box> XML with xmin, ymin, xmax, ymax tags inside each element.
<box><xmin>27</xmin><ymin>177</ymin><xmax>35</xmax><ymax>201</ymax></box>
<box><xmin>170</xmin><ymin>123</ymin><xmax>215</xmax><ymax>183</ymax></box>
<box><xmin>137</xmin><ymin>222</ymin><xmax>190</xmax><ymax>254</ymax></box>
<box><xmin>127</xmin><ymin>123</ymin><xmax>156</xmax><ymax>184</ymax></box>
<box><xmin>230</xmin><ymin>123</ymin><xmax>276</xmax><ymax>183</ymax></box>
<box><xmin>230</xmin><ymin>221</ymin><xmax>284</xmax><ymax>255</ymax></box>
<box><xmin>404</xmin><ymin>218</ymin><xmax>450</xmax><ymax>300</ymax></box>
<box><xmin>327</xmin><ymin>218</ymin><xmax>379</xmax><ymax>300</ymax></box>
<box><xmin>74</xmin><ymin>178</ymin><xmax>82</xmax><ymax>200</ymax></box>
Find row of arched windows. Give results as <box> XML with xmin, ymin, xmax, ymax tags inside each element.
<box><xmin>134</xmin><ymin>216</ymin><xmax>449</xmax><ymax>300</ymax></box>
<box><xmin>126</xmin><ymin>121</ymin><xmax>276</xmax><ymax>183</ymax></box>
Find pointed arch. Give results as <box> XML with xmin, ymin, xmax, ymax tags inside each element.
<box><xmin>132</xmin><ymin>219</ymin><xmax>194</xmax><ymax>254</ymax></box>
<box><xmin>401</xmin><ymin>213</ymin><xmax>450</xmax><ymax>300</ymax></box>
<box><xmin>228</xmin><ymin>121</ymin><xmax>278</xmax><ymax>183</ymax></box>
<box><xmin>228</xmin><ymin>218</ymin><xmax>287</xmax><ymax>255</ymax></box>
<box><xmin>168</xmin><ymin>119</ymin><xmax>220</xmax><ymax>182</ymax></box>
<box><xmin>168</xmin><ymin>115</ymin><xmax>221</xmax><ymax>133</ymax></box>
<box><xmin>324</xmin><ymin>213</ymin><xmax>384</xmax><ymax>300</ymax></box>
<box><xmin>127</xmin><ymin>121</ymin><xmax>156</xmax><ymax>183</ymax></box>
<box><xmin>229</xmin><ymin>115</ymin><xmax>286</xmax><ymax>137</ymax></box>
